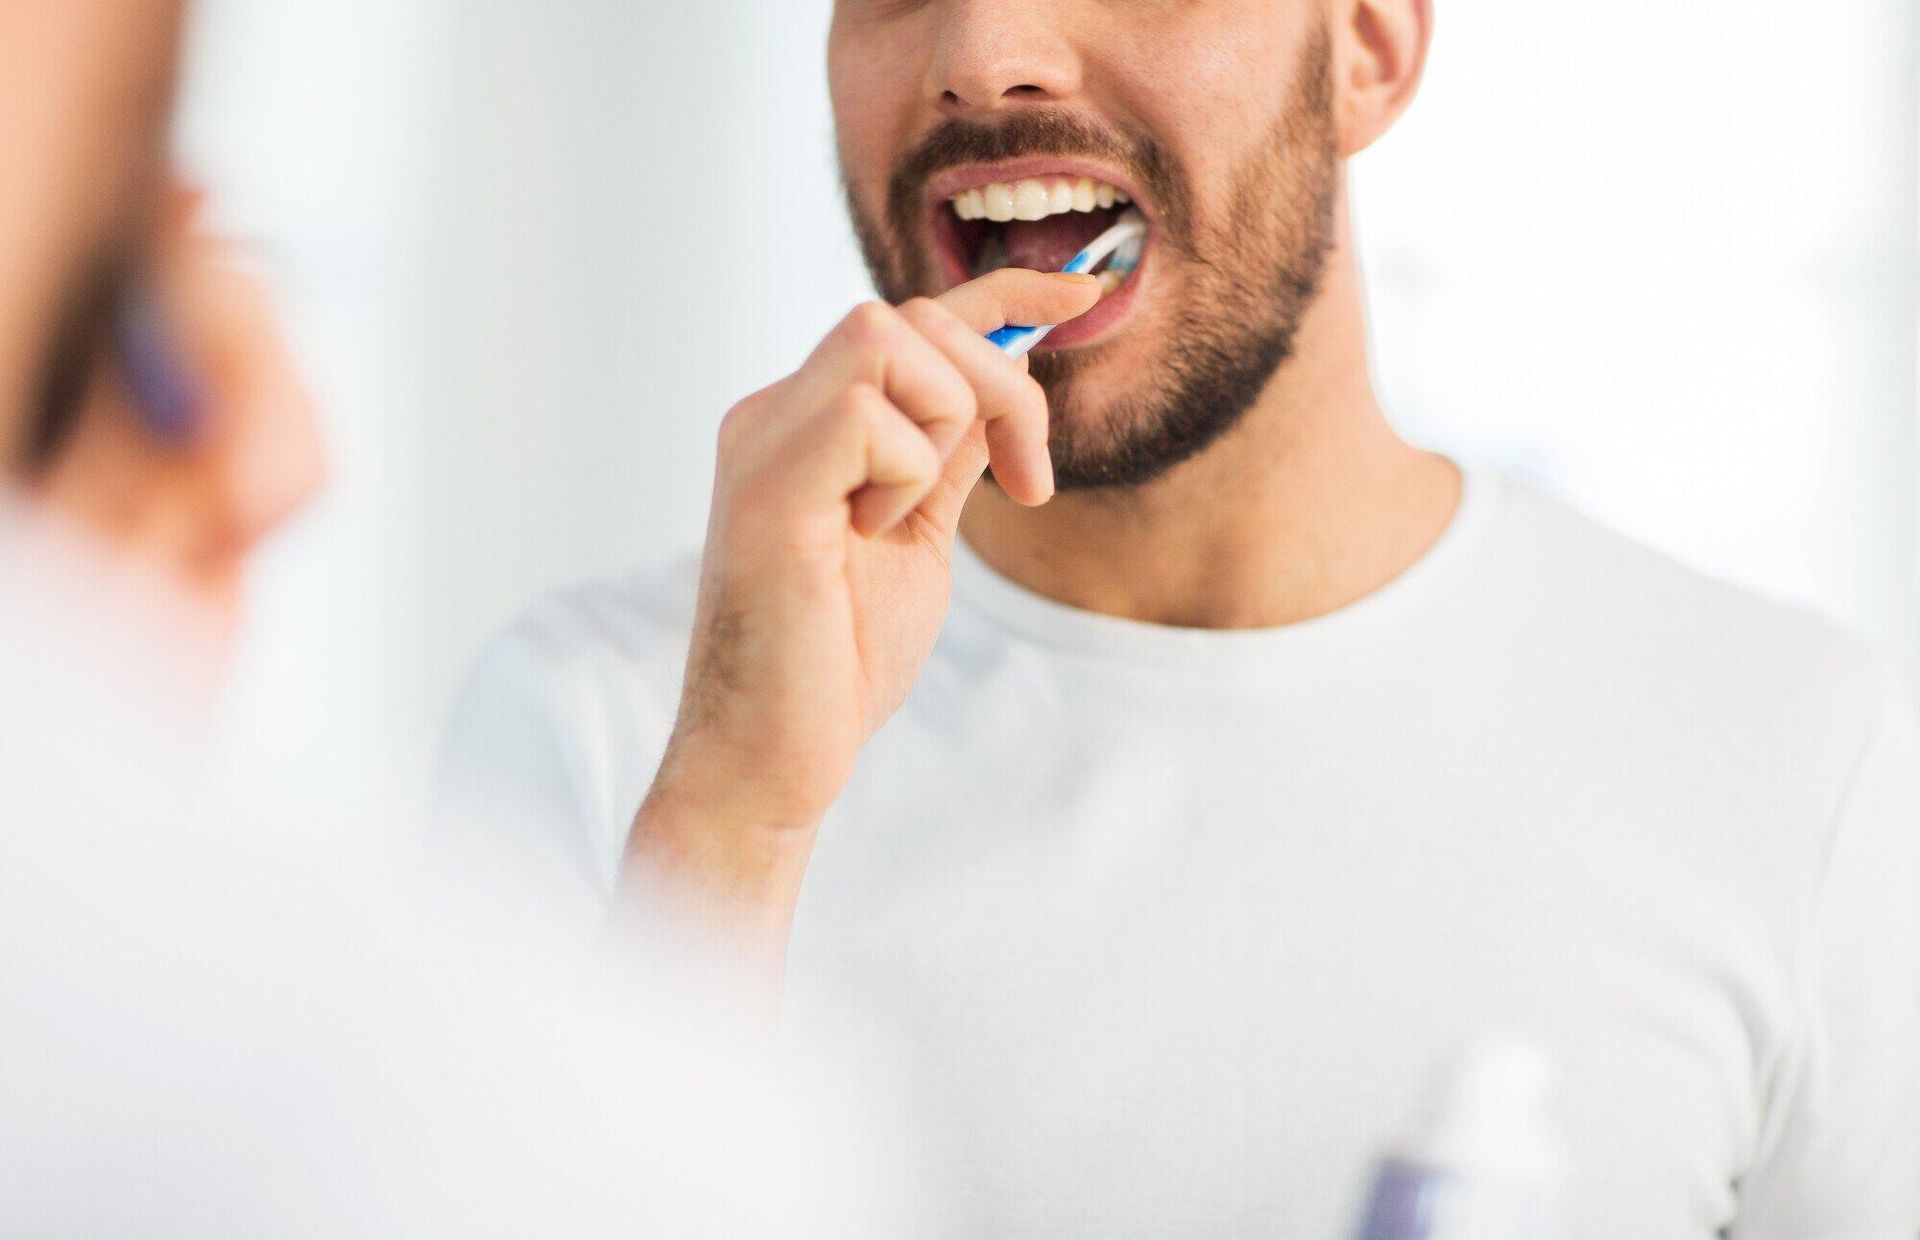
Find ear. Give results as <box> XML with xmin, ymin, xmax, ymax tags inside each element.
<box><xmin>1330</xmin><ymin>0</ymin><xmax>1432</xmax><ymax>158</ymax></box>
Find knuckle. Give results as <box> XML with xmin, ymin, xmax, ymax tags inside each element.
<box><xmin>886</xmin><ymin>431</ymin><xmax>941</xmax><ymax>493</ymax></box>
<box><xmin>716</xmin><ymin>402</ymin><xmax>754</xmax><ymax>455</ymax></box>
<box><xmin>837</xmin><ymin>300</ymin><xmax>897</xmax><ymax>350</ymax></box>
<box><xmin>717</xmin><ymin>382</ymin><xmax>782</xmax><ymax>454</ymax></box>
<box><xmin>945</xmin><ymin>381</ymin><xmax>980</xmax><ymax>427</ymax></box>
<box><xmin>897</xmin><ymin>296</ymin><xmax>945</xmax><ymax>328</ymax></box>
<box><xmin>823</xmin><ymin>382</ymin><xmax>883</xmax><ymax>437</ymax></box>
<box><xmin>840</xmin><ymin>379</ymin><xmax>885</xmax><ymax>416</ymax></box>
<box><xmin>931</xmin><ymin>363</ymin><xmax>979</xmax><ymax>422</ymax></box>
<box><xmin>908</xmin><ymin>433</ymin><xmax>942</xmax><ymax>481</ymax></box>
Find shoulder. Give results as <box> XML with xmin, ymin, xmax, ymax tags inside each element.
<box><xmin>441</xmin><ymin>550</ymin><xmax>704</xmax><ymax>806</ymax></box>
<box><xmin>1475</xmin><ymin>475</ymin><xmax>1897</xmax><ymax>803</ymax></box>
<box><xmin>486</xmin><ymin>552</ymin><xmax>703</xmax><ymax>674</ymax></box>
<box><xmin>432</xmin><ymin>553</ymin><xmax>704</xmax><ymax>903</ymax></box>
<box><xmin>460</xmin><ymin>552</ymin><xmax>704</xmax><ymax>717</ymax></box>
<box><xmin>1490</xmin><ymin>477</ymin><xmax>1886</xmax><ymax>714</ymax></box>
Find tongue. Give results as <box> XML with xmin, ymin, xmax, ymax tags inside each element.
<box><xmin>1003</xmin><ymin>210</ymin><xmax>1114</xmax><ymax>273</ymax></box>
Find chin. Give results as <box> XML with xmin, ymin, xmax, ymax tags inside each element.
<box><xmin>1031</xmin><ymin>322</ymin><xmax>1158</xmax><ymax>426</ymax></box>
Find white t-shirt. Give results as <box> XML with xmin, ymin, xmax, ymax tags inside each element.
<box><xmin>434</xmin><ymin>472</ymin><xmax>1920</xmax><ymax>1239</ymax></box>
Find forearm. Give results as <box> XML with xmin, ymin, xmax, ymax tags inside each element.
<box><xmin>608</xmin><ymin>775</ymin><xmax>821</xmax><ymax>1016</ymax></box>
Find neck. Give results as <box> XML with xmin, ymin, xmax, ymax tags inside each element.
<box><xmin>958</xmin><ymin>212</ymin><xmax>1460</xmax><ymax>630</ymax></box>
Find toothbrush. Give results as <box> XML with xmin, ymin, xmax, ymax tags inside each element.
<box><xmin>116</xmin><ymin>279</ymin><xmax>205</xmax><ymax>445</ymax></box>
<box><xmin>986</xmin><ymin>209</ymin><xmax>1146</xmax><ymax>359</ymax></box>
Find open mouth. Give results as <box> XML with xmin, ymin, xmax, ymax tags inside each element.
<box><xmin>950</xmin><ymin>176</ymin><xmax>1137</xmax><ymax>290</ymax></box>
<box><xmin>927</xmin><ymin>166</ymin><xmax>1154</xmax><ymax>347</ymax></box>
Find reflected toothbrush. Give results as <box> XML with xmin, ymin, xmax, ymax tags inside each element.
<box><xmin>987</xmin><ymin>208</ymin><xmax>1146</xmax><ymax>359</ymax></box>
<box><xmin>116</xmin><ymin>279</ymin><xmax>205</xmax><ymax>445</ymax></box>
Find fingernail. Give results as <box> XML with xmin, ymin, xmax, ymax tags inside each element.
<box><xmin>1055</xmin><ymin>272</ymin><xmax>1101</xmax><ymax>287</ymax></box>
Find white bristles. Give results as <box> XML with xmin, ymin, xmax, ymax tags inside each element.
<box><xmin>1068</xmin><ymin>209</ymin><xmax>1147</xmax><ymax>277</ymax></box>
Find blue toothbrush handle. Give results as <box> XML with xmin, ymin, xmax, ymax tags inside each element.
<box><xmin>116</xmin><ymin>281</ymin><xmax>205</xmax><ymax>445</ymax></box>
<box><xmin>983</xmin><ymin>246</ymin><xmax>1100</xmax><ymax>356</ymax></box>
<box><xmin>987</xmin><ymin>322</ymin><xmax>1055</xmax><ymax>359</ymax></box>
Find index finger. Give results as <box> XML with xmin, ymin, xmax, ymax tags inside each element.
<box><xmin>934</xmin><ymin>268</ymin><xmax>1103</xmax><ymax>336</ymax></box>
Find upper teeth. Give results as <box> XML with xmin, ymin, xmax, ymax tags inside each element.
<box><xmin>951</xmin><ymin>177</ymin><xmax>1131</xmax><ymax>222</ymax></box>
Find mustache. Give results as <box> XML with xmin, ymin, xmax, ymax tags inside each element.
<box><xmin>884</xmin><ymin>111</ymin><xmax>1193</xmax><ymax>245</ymax></box>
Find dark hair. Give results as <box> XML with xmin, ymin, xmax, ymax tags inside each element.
<box><xmin>19</xmin><ymin>239</ymin><xmax>133</xmax><ymax>473</ymax></box>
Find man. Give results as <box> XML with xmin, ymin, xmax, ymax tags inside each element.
<box><xmin>436</xmin><ymin>1</ymin><xmax>1920</xmax><ymax>1234</ymax></box>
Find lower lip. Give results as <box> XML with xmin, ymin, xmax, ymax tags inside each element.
<box><xmin>931</xmin><ymin>211</ymin><xmax>1152</xmax><ymax>352</ymax></box>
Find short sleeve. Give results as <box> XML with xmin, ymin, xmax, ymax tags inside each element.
<box><xmin>428</xmin><ymin>584</ymin><xmax>686</xmax><ymax>934</ymax></box>
<box><xmin>1734</xmin><ymin>677</ymin><xmax>1920</xmax><ymax>1237</ymax></box>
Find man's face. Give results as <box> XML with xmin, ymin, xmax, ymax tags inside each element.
<box><xmin>831</xmin><ymin>0</ymin><xmax>1339</xmax><ymax>490</ymax></box>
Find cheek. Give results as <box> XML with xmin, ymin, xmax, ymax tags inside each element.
<box><xmin>1103</xmin><ymin>4</ymin><xmax>1302</xmax><ymax>205</ymax></box>
<box><xmin>828</xmin><ymin>28</ymin><xmax>920</xmax><ymax>193</ymax></box>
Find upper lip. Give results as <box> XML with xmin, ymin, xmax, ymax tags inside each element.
<box><xmin>924</xmin><ymin>157</ymin><xmax>1155</xmax><ymax>226</ymax></box>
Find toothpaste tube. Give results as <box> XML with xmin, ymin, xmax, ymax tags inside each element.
<box><xmin>1355</xmin><ymin>1038</ymin><xmax>1564</xmax><ymax>1240</ymax></box>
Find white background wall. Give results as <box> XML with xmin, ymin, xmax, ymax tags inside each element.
<box><xmin>1356</xmin><ymin>1</ymin><xmax>1919</xmax><ymax>683</ymax></box>
<box><xmin>175</xmin><ymin>2</ymin><xmax>1920</xmax><ymax>810</ymax></box>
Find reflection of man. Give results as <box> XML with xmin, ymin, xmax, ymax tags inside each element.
<box><xmin>0</xmin><ymin>7</ymin><xmax>890</xmax><ymax>1237</ymax></box>
<box><xmin>1</xmin><ymin>0</ymin><xmax>320</xmax><ymax>593</ymax></box>
<box><xmin>438</xmin><ymin>2</ymin><xmax>1920</xmax><ymax>1234</ymax></box>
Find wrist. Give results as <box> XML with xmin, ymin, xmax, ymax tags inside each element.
<box><xmin>649</xmin><ymin>727</ymin><xmax>839</xmax><ymax>837</ymax></box>
<box><xmin>626</xmin><ymin>773</ymin><xmax>820</xmax><ymax>910</ymax></box>
<box><xmin>613</xmin><ymin>782</ymin><xmax>818</xmax><ymax>1021</ymax></box>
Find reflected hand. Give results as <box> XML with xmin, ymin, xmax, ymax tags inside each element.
<box><xmin>34</xmin><ymin>184</ymin><xmax>326</xmax><ymax>634</ymax></box>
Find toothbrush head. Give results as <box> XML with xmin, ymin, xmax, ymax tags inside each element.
<box><xmin>1104</xmin><ymin>230</ymin><xmax>1144</xmax><ymax>280</ymax></box>
<box><xmin>986</xmin><ymin>208</ymin><xmax>1148</xmax><ymax>358</ymax></box>
<box><xmin>1062</xmin><ymin>208</ymin><xmax>1147</xmax><ymax>277</ymax></box>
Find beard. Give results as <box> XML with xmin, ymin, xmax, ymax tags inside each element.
<box><xmin>843</xmin><ymin>26</ymin><xmax>1338</xmax><ymax>492</ymax></box>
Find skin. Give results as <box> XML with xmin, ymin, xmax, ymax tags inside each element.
<box><xmin>0</xmin><ymin>0</ymin><xmax>180</xmax><ymax>439</ymax></box>
<box><xmin>0</xmin><ymin>0</ymin><xmax>323</xmax><ymax>635</ymax></box>
<box><xmin>624</xmin><ymin>0</ymin><xmax>1452</xmax><ymax>1009</ymax></box>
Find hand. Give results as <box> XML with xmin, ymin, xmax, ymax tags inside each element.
<box><xmin>632</xmin><ymin>269</ymin><xmax>1100</xmax><ymax>888</ymax></box>
<box><xmin>33</xmin><ymin>184</ymin><xmax>326</xmax><ymax>634</ymax></box>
